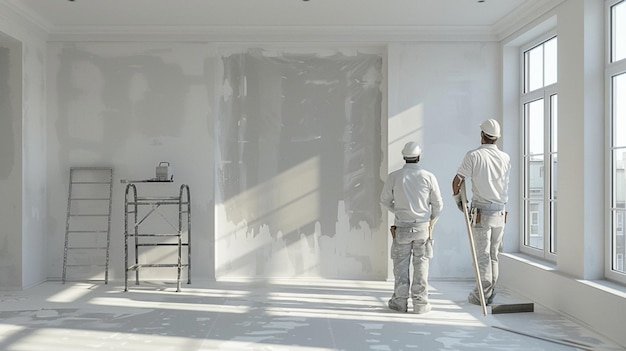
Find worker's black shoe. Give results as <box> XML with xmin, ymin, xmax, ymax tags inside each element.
<box><xmin>388</xmin><ymin>299</ymin><xmax>407</xmax><ymax>313</ymax></box>
<box><xmin>487</xmin><ymin>291</ymin><xmax>496</xmax><ymax>305</ymax></box>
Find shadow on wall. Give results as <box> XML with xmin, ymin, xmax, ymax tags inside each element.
<box><xmin>0</xmin><ymin>47</ymin><xmax>14</xmax><ymax>179</ymax></box>
<box><xmin>216</xmin><ymin>49</ymin><xmax>385</xmax><ymax>279</ymax></box>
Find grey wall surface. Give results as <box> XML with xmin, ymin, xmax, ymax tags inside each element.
<box><xmin>44</xmin><ymin>41</ymin><xmax>502</xmax><ymax>282</ymax></box>
<box><xmin>0</xmin><ymin>41</ymin><xmax>22</xmax><ymax>288</ymax></box>
<box><xmin>46</xmin><ymin>43</ymin><xmax>216</xmax><ymax>281</ymax></box>
<box><xmin>215</xmin><ymin>49</ymin><xmax>386</xmax><ymax>279</ymax></box>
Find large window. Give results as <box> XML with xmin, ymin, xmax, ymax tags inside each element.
<box><xmin>521</xmin><ymin>35</ymin><xmax>557</xmax><ymax>260</ymax></box>
<box><xmin>608</xmin><ymin>0</ymin><xmax>626</xmax><ymax>283</ymax></box>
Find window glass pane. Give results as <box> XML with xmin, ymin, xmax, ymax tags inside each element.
<box><xmin>551</xmin><ymin>201</ymin><xmax>557</xmax><ymax>253</ymax></box>
<box><xmin>613</xmin><ymin>1</ymin><xmax>626</xmax><ymax>62</ymax></box>
<box><xmin>527</xmin><ymin>99</ymin><xmax>544</xmax><ymax>155</ymax></box>
<box><xmin>527</xmin><ymin>200</ymin><xmax>544</xmax><ymax>249</ymax></box>
<box><xmin>615</xmin><ymin>73</ymin><xmax>626</xmax><ymax>147</ymax></box>
<box><xmin>615</xmin><ymin>149</ymin><xmax>626</xmax><ymax>209</ymax></box>
<box><xmin>527</xmin><ymin>45</ymin><xmax>544</xmax><ymax>91</ymax></box>
<box><xmin>551</xmin><ymin>155</ymin><xmax>557</xmax><ymax>200</ymax></box>
<box><xmin>613</xmin><ymin>210</ymin><xmax>626</xmax><ymax>273</ymax></box>
<box><xmin>550</xmin><ymin>95</ymin><xmax>558</xmax><ymax>199</ymax></box>
<box><xmin>551</xmin><ymin>94</ymin><xmax>558</xmax><ymax>153</ymax></box>
<box><xmin>544</xmin><ymin>37</ymin><xmax>557</xmax><ymax>86</ymax></box>
<box><xmin>550</xmin><ymin>95</ymin><xmax>557</xmax><ymax>254</ymax></box>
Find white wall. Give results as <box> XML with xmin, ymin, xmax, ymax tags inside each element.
<box><xmin>0</xmin><ymin>38</ymin><xmax>22</xmax><ymax>289</ymax></box>
<box><xmin>0</xmin><ymin>8</ymin><xmax>47</xmax><ymax>289</ymax></box>
<box><xmin>387</xmin><ymin>42</ymin><xmax>502</xmax><ymax>279</ymax></box>
<box><xmin>46</xmin><ymin>42</ymin><xmax>216</xmax><ymax>281</ymax></box>
<box><xmin>43</xmin><ymin>41</ymin><xmax>502</xmax><ymax>282</ymax></box>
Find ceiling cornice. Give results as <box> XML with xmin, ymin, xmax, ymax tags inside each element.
<box><xmin>2</xmin><ymin>0</ymin><xmax>565</xmax><ymax>44</ymax></box>
<box><xmin>0</xmin><ymin>0</ymin><xmax>48</xmax><ymax>41</ymax></box>
<box><xmin>45</xmin><ymin>25</ymin><xmax>498</xmax><ymax>43</ymax></box>
<box><xmin>493</xmin><ymin>0</ymin><xmax>565</xmax><ymax>41</ymax></box>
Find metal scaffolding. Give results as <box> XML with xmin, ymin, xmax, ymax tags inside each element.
<box><xmin>123</xmin><ymin>182</ymin><xmax>191</xmax><ymax>292</ymax></box>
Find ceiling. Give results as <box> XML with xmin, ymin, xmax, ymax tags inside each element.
<box><xmin>2</xmin><ymin>0</ymin><xmax>562</xmax><ymax>39</ymax></box>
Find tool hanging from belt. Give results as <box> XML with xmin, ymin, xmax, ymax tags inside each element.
<box><xmin>425</xmin><ymin>217</ymin><xmax>437</xmax><ymax>259</ymax></box>
<box><xmin>470</xmin><ymin>207</ymin><xmax>481</xmax><ymax>225</ymax></box>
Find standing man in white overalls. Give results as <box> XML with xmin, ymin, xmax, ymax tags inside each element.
<box><xmin>380</xmin><ymin>142</ymin><xmax>443</xmax><ymax>314</ymax></box>
<box><xmin>452</xmin><ymin>119</ymin><xmax>511</xmax><ymax>306</ymax></box>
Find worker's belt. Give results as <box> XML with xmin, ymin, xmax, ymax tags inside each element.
<box><xmin>471</xmin><ymin>202</ymin><xmax>505</xmax><ymax>211</ymax></box>
<box><xmin>394</xmin><ymin>222</ymin><xmax>428</xmax><ymax>232</ymax></box>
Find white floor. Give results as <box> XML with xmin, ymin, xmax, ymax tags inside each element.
<box><xmin>0</xmin><ymin>279</ymin><xmax>623</xmax><ymax>351</ymax></box>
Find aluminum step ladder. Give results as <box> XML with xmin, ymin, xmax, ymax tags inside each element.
<box><xmin>62</xmin><ymin>167</ymin><xmax>113</xmax><ymax>284</ymax></box>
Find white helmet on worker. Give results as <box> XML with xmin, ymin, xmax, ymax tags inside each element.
<box><xmin>480</xmin><ymin>119</ymin><xmax>501</xmax><ymax>139</ymax></box>
<box><xmin>402</xmin><ymin>141</ymin><xmax>422</xmax><ymax>160</ymax></box>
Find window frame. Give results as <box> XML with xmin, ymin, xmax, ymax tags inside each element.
<box><xmin>606</xmin><ymin>0</ymin><xmax>626</xmax><ymax>284</ymax></box>
<box><xmin>520</xmin><ymin>32</ymin><xmax>558</xmax><ymax>262</ymax></box>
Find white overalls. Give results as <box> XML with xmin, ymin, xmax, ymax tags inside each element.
<box><xmin>457</xmin><ymin>144</ymin><xmax>511</xmax><ymax>305</ymax></box>
<box><xmin>380</xmin><ymin>163</ymin><xmax>443</xmax><ymax>313</ymax></box>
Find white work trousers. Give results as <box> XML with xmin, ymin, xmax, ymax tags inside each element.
<box><xmin>390</xmin><ymin>224</ymin><xmax>430</xmax><ymax>310</ymax></box>
<box><xmin>469</xmin><ymin>209</ymin><xmax>505</xmax><ymax>304</ymax></box>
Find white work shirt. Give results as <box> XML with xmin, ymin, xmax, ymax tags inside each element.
<box><xmin>457</xmin><ymin>144</ymin><xmax>511</xmax><ymax>206</ymax></box>
<box><xmin>380</xmin><ymin>163</ymin><xmax>443</xmax><ymax>226</ymax></box>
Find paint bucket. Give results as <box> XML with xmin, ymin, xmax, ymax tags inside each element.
<box><xmin>156</xmin><ymin>162</ymin><xmax>171</xmax><ymax>180</ymax></box>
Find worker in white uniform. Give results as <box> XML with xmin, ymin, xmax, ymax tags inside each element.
<box><xmin>452</xmin><ymin>119</ymin><xmax>511</xmax><ymax>306</ymax></box>
<box><xmin>380</xmin><ymin>142</ymin><xmax>443</xmax><ymax>314</ymax></box>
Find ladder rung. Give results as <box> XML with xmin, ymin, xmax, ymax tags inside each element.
<box><xmin>67</xmin><ymin>246</ymin><xmax>108</xmax><ymax>250</ymax></box>
<box><xmin>128</xmin><ymin>233</ymin><xmax>185</xmax><ymax>237</ymax></box>
<box><xmin>70</xmin><ymin>167</ymin><xmax>113</xmax><ymax>171</ymax></box>
<box><xmin>128</xmin><ymin>263</ymin><xmax>189</xmax><ymax>270</ymax></box>
<box><xmin>70</xmin><ymin>198</ymin><xmax>111</xmax><ymax>201</ymax></box>
<box><xmin>71</xmin><ymin>181</ymin><xmax>112</xmax><ymax>184</ymax></box>
<box><xmin>136</xmin><ymin>243</ymin><xmax>189</xmax><ymax>247</ymax></box>
<box><xmin>69</xmin><ymin>214</ymin><xmax>110</xmax><ymax>217</ymax></box>
<box><xmin>68</xmin><ymin>230</ymin><xmax>109</xmax><ymax>234</ymax></box>
<box><xmin>129</xmin><ymin>201</ymin><xmax>181</xmax><ymax>205</ymax></box>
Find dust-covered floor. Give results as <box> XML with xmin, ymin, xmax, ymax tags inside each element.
<box><xmin>0</xmin><ymin>279</ymin><xmax>622</xmax><ymax>351</ymax></box>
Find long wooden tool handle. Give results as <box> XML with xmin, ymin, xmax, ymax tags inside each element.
<box><xmin>460</xmin><ymin>182</ymin><xmax>487</xmax><ymax>316</ymax></box>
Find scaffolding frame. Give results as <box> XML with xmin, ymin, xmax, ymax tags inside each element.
<box><xmin>124</xmin><ymin>182</ymin><xmax>191</xmax><ymax>292</ymax></box>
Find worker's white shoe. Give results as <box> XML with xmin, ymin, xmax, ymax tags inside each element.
<box><xmin>412</xmin><ymin>303</ymin><xmax>431</xmax><ymax>314</ymax></box>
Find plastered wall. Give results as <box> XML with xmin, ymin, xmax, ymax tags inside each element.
<box><xmin>46</xmin><ymin>43</ymin><xmax>216</xmax><ymax>281</ymax></box>
<box><xmin>387</xmin><ymin>42</ymin><xmax>501</xmax><ymax>279</ymax></box>
<box><xmin>44</xmin><ymin>41</ymin><xmax>501</xmax><ymax>282</ymax></box>
<box><xmin>215</xmin><ymin>48</ymin><xmax>386</xmax><ymax>279</ymax></box>
<box><xmin>0</xmin><ymin>20</ymin><xmax>47</xmax><ymax>289</ymax></box>
<box><xmin>0</xmin><ymin>40</ymin><xmax>22</xmax><ymax>288</ymax></box>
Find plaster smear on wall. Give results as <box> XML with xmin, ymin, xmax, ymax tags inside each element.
<box><xmin>216</xmin><ymin>49</ymin><xmax>385</xmax><ymax>279</ymax></box>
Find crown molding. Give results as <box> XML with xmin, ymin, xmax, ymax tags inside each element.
<box><xmin>45</xmin><ymin>25</ymin><xmax>498</xmax><ymax>43</ymax></box>
<box><xmin>0</xmin><ymin>1</ymin><xmax>47</xmax><ymax>41</ymax></box>
<box><xmin>6</xmin><ymin>0</ymin><xmax>563</xmax><ymax>44</ymax></box>
<box><xmin>493</xmin><ymin>0</ymin><xmax>564</xmax><ymax>41</ymax></box>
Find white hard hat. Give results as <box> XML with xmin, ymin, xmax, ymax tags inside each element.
<box><xmin>402</xmin><ymin>142</ymin><xmax>422</xmax><ymax>159</ymax></box>
<box><xmin>480</xmin><ymin>119</ymin><xmax>501</xmax><ymax>139</ymax></box>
